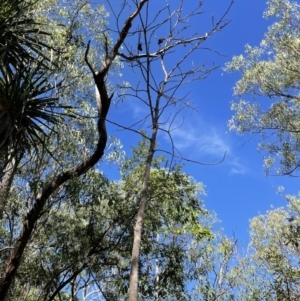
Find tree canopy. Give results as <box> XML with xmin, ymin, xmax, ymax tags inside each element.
<box><xmin>0</xmin><ymin>0</ymin><xmax>234</xmax><ymax>300</ymax></box>
<box><xmin>226</xmin><ymin>0</ymin><xmax>300</xmax><ymax>176</ymax></box>
<box><xmin>2</xmin><ymin>0</ymin><xmax>300</xmax><ymax>300</ymax></box>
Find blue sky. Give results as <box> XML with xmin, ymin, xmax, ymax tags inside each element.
<box><xmin>102</xmin><ymin>0</ymin><xmax>299</xmax><ymax>246</ymax></box>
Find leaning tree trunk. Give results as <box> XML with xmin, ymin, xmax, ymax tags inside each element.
<box><xmin>0</xmin><ymin>1</ymin><xmax>147</xmax><ymax>297</ymax></box>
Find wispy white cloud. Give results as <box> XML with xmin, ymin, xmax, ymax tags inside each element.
<box><xmin>168</xmin><ymin>124</ymin><xmax>230</xmax><ymax>157</ymax></box>
<box><xmin>229</xmin><ymin>157</ymin><xmax>248</xmax><ymax>175</ymax></box>
<box><xmin>162</xmin><ymin>120</ymin><xmax>248</xmax><ymax>175</ymax></box>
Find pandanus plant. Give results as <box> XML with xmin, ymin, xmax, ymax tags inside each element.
<box><xmin>0</xmin><ymin>64</ymin><xmax>68</xmax><ymax>167</ymax></box>
<box><xmin>0</xmin><ymin>0</ymin><xmax>73</xmax><ymax>204</ymax></box>
<box><xmin>0</xmin><ymin>0</ymin><xmax>52</xmax><ymax>69</ymax></box>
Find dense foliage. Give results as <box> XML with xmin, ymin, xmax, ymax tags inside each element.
<box><xmin>226</xmin><ymin>0</ymin><xmax>300</xmax><ymax>176</ymax></box>
<box><xmin>1</xmin><ymin>0</ymin><xmax>300</xmax><ymax>300</ymax></box>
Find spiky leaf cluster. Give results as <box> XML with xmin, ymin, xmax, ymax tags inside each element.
<box><xmin>0</xmin><ymin>0</ymin><xmax>66</xmax><ymax>167</ymax></box>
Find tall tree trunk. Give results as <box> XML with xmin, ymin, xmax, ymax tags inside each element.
<box><xmin>129</xmin><ymin>126</ymin><xmax>158</xmax><ymax>301</ymax></box>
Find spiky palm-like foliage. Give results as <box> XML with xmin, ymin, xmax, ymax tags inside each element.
<box><xmin>0</xmin><ymin>0</ymin><xmax>73</xmax><ymax>178</ymax></box>
<box><xmin>0</xmin><ymin>0</ymin><xmax>51</xmax><ymax>69</ymax></box>
<box><xmin>0</xmin><ymin>64</ymin><xmax>71</xmax><ymax>159</ymax></box>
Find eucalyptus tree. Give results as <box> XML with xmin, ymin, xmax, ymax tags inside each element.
<box><xmin>103</xmin><ymin>2</ymin><xmax>233</xmax><ymax>299</ymax></box>
<box><xmin>0</xmin><ymin>139</ymin><xmax>211</xmax><ymax>301</ymax></box>
<box><xmin>236</xmin><ymin>196</ymin><xmax>300</xmax><ymax>301</ymax></box>
<box><xmin>191</xmin><ymin>233</ymin><xmax>244</xmax><ymax>301</ymax></box>
<box><xmin>115</xmin><ymin>141</ymin><xmax>211</xmax><ymax>300</ymax></box>
<box><xmin>226</xmin><ymin>0</ymin><xmax>300</xmax><ymax>176</ymax></box>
